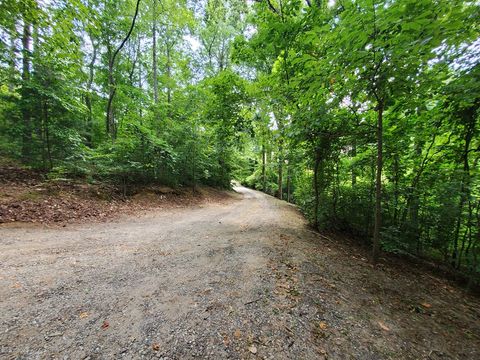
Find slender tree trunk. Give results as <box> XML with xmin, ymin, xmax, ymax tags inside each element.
<box><xmin>466</xmin><ymin>200</ymin><xmax>480</xmax><ymax>289</ymax></box>
<box><xmin>400</xmin><ymin>134</ymin><xmax>436</xmax><ymax>227</ymax></box>
<box><xmin>85</xmin><ymin>36</ymin><xmax>97</xmax><ymax>147</ymax></box>
<box><xmin>40</xmin><ymin>96</ymin><xmax>46</xmax><ymax>169</ymax></box>
<box><xmin>465</xmin><ymin>160</ymin><xmax>480</xmax><ymax>270</ymax></box>
<box><xmin>9</xmin><ymin>31</ymin><xmax>16</xmax><ymax>92</ymax></box>
<box><xmin>21</xmin><ymin>17</ymin><xmax>32</xmax><ymax>161</ymax></box>
<box><xmin>452</xmin><ymin>106</ymin><xmax>476</xmax><ymax>268</ymax></box>
<box><xmin>286</xmin><ymin>161</ymin><xmax>291</xmax><ymax>203</ymax></box>
<box><xmin>351</xmin><ymin>137</ymin><xmax>357</xmax><ymax>187</ymax></box>
<box><xmin>262</xmin><ymin>144</ymin><xmax>266</xmax><ymax>192</ymax></box>
<box><xmin>31</xmin><ymin>24</ymin><xmax>43</xmax><ymax>153</ymax></box>
<box><xmin>277</xmin><ymin>114</ymin><xmax>284</xmax><ymax>200</ymax></box>
<box><xmin>464</xmin><ymin>200</ymin><xmax>478</xmax><ymax>261</ymax></box>
<box><xmin>106</xmin><ymin>43</ymin><xmax>116</xmax><ymax>138</ymax></box>
<box><xmin>166</xmin><ymin>44</ymin><xmax>172</xmax><ymax>106</ymax></box>
<box><xmin>408</xmin><ymin>137</ymin><xmax>424</xmax><ymax>252</ymax></box>
<box><xmin>313</xmin><ymin>147</ymin><xmax>321</xmax><ymax>230</ymax></box>
<box><xmin>138</xmin><ymin>39</ymin><xmax>143</xmax><ymax>120</ymax></box>
<box><xmin>392</xmin><ymin>154</ymin><xmax>400</xmax><ymax>224</ymax></box>
<box><xmin>372</xmin><ymin>101</ymin><xmax>384</xmax><ymax>264</ymax></box>
<box><xmin>332</xmin><ymin>157</ymin><xmax>339</xmax><ymax>221</ymax></box>
<box><xmin>192</xmin><ymin>123</ymin><xmax>197</xmax><ymax>193</ymax></box>
<box><xmin>278</xmin><ymin>148</ymin><xmax>283</xmax><ymax>200</ymax></box>
<box><xmin>366</xmin><ymin>158</ymin><xmax>375</xmax><ymax>236</ymax></box>
<box><xmin>457</xmin><ymin>215</ymin><xmax>471</xmax><ymax>270</ymax></box>
<box><xmin>43</xmin><ymin>99</ymin><xmax>53</xmax><ymax>170</ymax></box>
<box><xmin>152</xmin><ymin>0</ymin><xmax>158</xmax><ymax>103</ymax></box>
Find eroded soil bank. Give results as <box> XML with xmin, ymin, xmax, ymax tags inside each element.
<box><xmin>0</xmin><ymin>165</ymin><xmax>229</xmax><ymax>224</ymax></box>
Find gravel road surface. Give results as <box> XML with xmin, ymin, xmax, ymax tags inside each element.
<box><xmin>1</xmin><ymin>186</ymin><xmax>479</xmax><ymax>359</ymax></box>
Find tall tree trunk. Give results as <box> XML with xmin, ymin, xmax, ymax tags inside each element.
<box><xmin>332</xmin><ymin>157</ymin><xmax>339</xmax><ymax>221</ymax></box>
<box><xmin>351</xmin><ymin>137</ymin><xmax>357</xmax><ymax>187</ymax></box>
<box><xmin>410</xmin><ymin>140</ymin><xmax>423</xmax><ymax>254</ymax></box>
<box><xmin>9</xmin><ymin>30</ymin><xmax>16</xmax><ymax>92</ymax></box>
<box><xmin>152</xmin><ymin>0</ymin><xmax>158</xmax><ymax>103</ymax></box>
<box><xmin>286</xmin><ymin>160</ymin><xmax>291</xmax><ymax>203</ymax></box>
<box><xmin>366</xmin><ymin>158</ymin><xmax>375</xmax><ymax>236</ymax></box>
<box><xmin>21</xmin><ymin>17</ymin><xmax>32</xmax><ymax>161</ymax></box>
<box><xmin>43</xmin><ymin>99</ymin><xmax>53</xmax><ymax>169</ymax></box>
<box><xmin>313</xmin><ymin>147</ymin><xmax>321</xmax><ymax>230</ymax></box>
<box><xmin>85</xmin><ymin>36</ymin><xmax>97</xmax><ymax>147</ymax></box>
<box><xmin>278</xmin><ymin>148</ymin><xmax>283</xmax><ymax>200</ymax></box>
<box><xmin>452</xmin><ymin>104</ymin><xmax>477</xmax><ymax>268</ymax></box>
<box><xmin>262</xmin><ymin>144</ymin><xmax>266</xmax><ymax>192</ymax></box>
<box><xmin>400</xmin><ymin>134</ymin><xmax>436</xmax><ymax>227</ymax></box>
<box><xmin>106</xmin><ymin>43</ymin><xmax>116</xmax><ymax>138</ymax></box>
<box><xmin>166</xmin><ymin>43</ymin><xmax>172</xmax><ymax>106</ymax></box>
<box><xmin>372</xmin><ymin>101</ymin><xmax>384</xmax><ymax>264</ymax></box>
<box><xmin>464</xmin><ymin>157</ymin><xmax>480</xmax><ymax>273</ymax></box>
<box><xmin>276</xmin><ymin>114</ymin><xmax>284</xmax><ymax>200</ymax></box>
<box><xmin>467</xmin><ymin>224</ymin><xmax>479</xmax><ymax>290</ymax></box>
<box><xmin>40</xmin><ymin>96</ymin><xmax>46</xmax><ymax>169</ymax></box>
<box><xmin>392</xmin><ymin>154</ymin><xmax>400</xmax><ymax>225</ymax></box>
<box><xmin>138</xmin><ymin>39</ymin><xmax>143</xmax><ymax>120</ymax></box>
<box><xmin>192</xmin><ymin>123</ymin><xmax>197</xmax><ymax>193</ymax></box>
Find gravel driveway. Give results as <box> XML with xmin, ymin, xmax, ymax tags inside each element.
<box><xmin>1</xmin><ymin>186</ymin><xmax>479</xmax><ymax>359</ymax></box>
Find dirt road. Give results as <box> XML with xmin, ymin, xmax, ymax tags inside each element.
<box><xmin>1</xmin><ymin>186</ymin><xmax>479</xmax><ymax>359</ymax></box>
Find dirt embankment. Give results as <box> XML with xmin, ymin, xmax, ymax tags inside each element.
<box><xmin>0</xmin><ymin>166</ymin><xmax>231</xmax><ymax>224</ymax></box>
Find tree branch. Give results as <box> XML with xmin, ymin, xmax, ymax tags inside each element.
<box><xmin>110</xmin><ymin>0</ymin><xmax>141</xmax><ymax>69</ymax></box>
<box><xmin>106</xmin><ymin>0</ymin><xmax>141</xmax><ymax>138</ymax></box>
<box><xmin>254</xmin><ymin>0</ymin><xmax>279</xmax><ymax>14</ymax></box>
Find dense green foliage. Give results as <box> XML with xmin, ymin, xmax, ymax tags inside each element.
<box><xmin>236</xmin><ymin>0</ymin><xmax>480</xmax><ymax>283</ymax></box>
<box><xmin>1</xmin><ymin>0</ymin><xmax>479</xmax><ymax>282</ymax></box>
<box><xmin>0</xmin><ymin>0</ymin><xmax>249</xmax><ymax>190</ymax></box>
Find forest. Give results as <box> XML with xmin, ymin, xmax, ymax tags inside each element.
<box><xmin>0</xmin><ymin>0</ymin><xmax>479</xmax><ymax>285</ymax></box>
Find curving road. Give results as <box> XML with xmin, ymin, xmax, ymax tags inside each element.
<box><xmin>1</xmin><ymin>186</ymin><xmax>479</xmax><ymax>359</ymax></box>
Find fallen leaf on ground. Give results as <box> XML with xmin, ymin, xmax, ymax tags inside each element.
<box><xmin>421</xmin><ymin>302</ymin><xmax>432</xmax><ymax>308</ymax></box>
<box><xmin>152</xmin><ymin>343</ymin><xmax>160</xmax><ymax>351</ymax></box>
<box><xmin>248</xmin><ymin>344</ymin><xmax>257</xmax><ymax>354</ymax></box>
<box><xmin>223</xmin><ymin>335</ymin><xmax>230</xmax><ymax>346</ymax></box>
<box><xmin>319</xmin><ymin>321</ymin><xmax>328</xmax><ymax>330</ymax></box>
<box><xmin>101</xmin><ymin>320</ymin><xmax>109</xmax><ymax>330</ymax></box>
<box><xmin>234</xmin><ymin>329</ymin><xmax>241</xmax><ymax>339</ymax></box>
<box><xmin>378</xmin><ymin>321</ymin><xmax>390</xmax><ymax>331</ymax></box>
<box><xmin>79</xmin><ymin>312</ymin><xmax>89</xmax><ymax>319</ymax></box>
